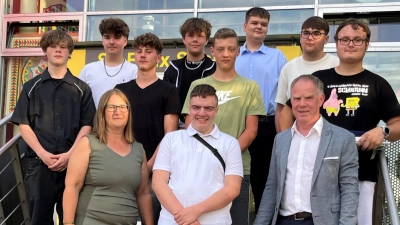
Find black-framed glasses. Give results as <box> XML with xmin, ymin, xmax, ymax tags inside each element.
<box><xmin>300</xmin><ymin>31</ymin><xmax>326</xmax><ymax>39</ymax></box>
<box><xmin>106</xmin><ymin>104</ymin><xmax>130</xmax><ymax>112</ymax></box>
<box><xmin>338</xmin><ymin>38</ymin><xmax>367</xmax><ymax>46</ymax></box>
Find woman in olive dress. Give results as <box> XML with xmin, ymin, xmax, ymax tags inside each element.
<box><xmin>63</xmin><ymin>89</ymin><xmax>153</xmax><ymax>225</ymax></box>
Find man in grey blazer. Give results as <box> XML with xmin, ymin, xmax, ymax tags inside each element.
<box><xmin>254</xmin><ymin>74</ymin><xmax>359</xmax><ymax>225</ymax></box>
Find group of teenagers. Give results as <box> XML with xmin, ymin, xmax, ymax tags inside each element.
<box><xmin>9</xmin><ymin>5</ymin><xmax>400</xmax><ymax>225</ymax></box>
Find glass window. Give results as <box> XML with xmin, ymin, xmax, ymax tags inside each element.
<box><xmin>5</xmin><ymin>0</ymin><xmax>83</xmax><ymax>13</ymax></box>
<box><xmin>5</xmin><ymin>21</ymin><xmax>79</xmax><ymax>48</ymax></box>
<box><xmin>198</xmin><ymin>0</ymin><xmax>313</xmax><ymax>8</ymax></box>
<box><xmin>363</xmin><ymin>52</ymin><xmax>400</xmax><ymax>102</ymax></box>
<box><xmin>88</xmin><ymin>0</ymin><xmax>193</xmax><ymax>11</ymax></box>
<box><xmin>326</xmin><ymin>15</ymin><xmax>400</xmax><ymax>43</ymax></box>
<box><xmin>320</xmin><ymin>0</ymin><xmax>399</xmax><ymax>4</ymax></box>
<box><xmin>199</xmin><ymin>9</ymin><xmax>313</xmax><ymax>36</ymax></box>
<box><xmin>87</xmin><ymin>14</ymin><xmax>193</xmax><ymax>41</ymax></box>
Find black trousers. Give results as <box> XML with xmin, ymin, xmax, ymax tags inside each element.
<box><xmin>25</xmin><ymin>157</ymin><xmax>66</xmax><ymax>225</ymax></box>
<box><xmin>249</xmin><ymin>117</ymin><xmax>276</xmax><ymax>214</ymax></box>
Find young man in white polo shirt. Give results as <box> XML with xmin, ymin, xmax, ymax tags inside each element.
<box><xmin>153</xmin><ymin>84</ymin><xmax>243</xmax><ymax>225</ymax></box>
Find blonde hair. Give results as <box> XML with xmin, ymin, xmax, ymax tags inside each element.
<box><xmin>92</xmin><ymin>89</ymin><xmax>134</xmax><ymax>143</ymax></box>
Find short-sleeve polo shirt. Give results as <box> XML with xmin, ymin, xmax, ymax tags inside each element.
<box><xmin>11</xmin><ymin>69</ymin><xmax>96</xmax><ymax>157</ymax></box>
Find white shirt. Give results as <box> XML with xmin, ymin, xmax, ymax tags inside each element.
<box><xmin>275</xmin><ymin>54</ymin><xmax>339</xmax><ymax>105</ymax></box>
<box><xmin>79</xmin><ymin>60</ymin><xmax>138</xmax><ymax>108</ymax></box>
<box><xmin>280</xmin><ymin>116</ymin><xmax>323</xmax><ymax>216</ymax></box>
<box><xmin>153</xmin><ymin>124</ymin><xmax>243</xmax><ymax>225</ymax></box>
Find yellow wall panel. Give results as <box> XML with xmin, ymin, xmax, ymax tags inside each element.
<box><xmin>276</xmin><ymin>46</ymin><xmax>302</xmax><ymax>62</ymax></box>
<box><xmin>67</xmin><ymin>50</ymin><xmax>86</xmax><ymax>77</ymax></box>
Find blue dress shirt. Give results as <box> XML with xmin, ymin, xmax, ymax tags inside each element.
<box><xmin>235</xmin><ymin>43</ymin><xmax>287</xmax><ymax>115</ymax></box>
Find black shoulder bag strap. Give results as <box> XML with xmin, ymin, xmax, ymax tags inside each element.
<box><xmin>193</xmin><ymin>133</ymin><xmax>226</xmax><ymax>172</ymax></box>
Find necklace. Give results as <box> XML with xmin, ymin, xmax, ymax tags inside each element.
<box><xmin>185</xmin><ymin>58</ymin><xmax>205</xmax><ymax>71</ymax></box>
<box><xmin>104</xmin><ymin>59</ymin><xmax>125</xmax><ymax>77</ymax></box>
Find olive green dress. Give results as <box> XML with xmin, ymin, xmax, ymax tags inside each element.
<box><xmin>74</xmin><ymin>135</ymin><xmax>144</xmax><ymax>225</ymax></box>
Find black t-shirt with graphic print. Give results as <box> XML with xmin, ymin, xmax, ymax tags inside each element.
<box><xmin>287</xmin><ymin>68</ymin><xmax>400</xmax><ymax>182</ymax></box>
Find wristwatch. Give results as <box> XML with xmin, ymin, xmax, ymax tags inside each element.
<box><xmin>381</xmin><ymin>126</ymin><xmax>390</xmax><ymax>139</ymax></box>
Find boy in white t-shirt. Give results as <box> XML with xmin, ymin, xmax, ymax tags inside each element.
<box><xmin>275</xmin><ymin>16</ymin><xmax>339</xmax><ymax>132</ymax></box>
<box><xmin>153</xmin><ymin>84</ymin><xmax>243</xmax><ymax>225</ymax></box>
<box><xmin>79</xmin><ymin>17</ymin><xmax>138</xmax><ymax>108</ymax></box>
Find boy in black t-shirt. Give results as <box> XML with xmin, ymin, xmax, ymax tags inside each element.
<box><xmin>115</xmin><ymin>33</ymin><xmax>180</xmax><ymax>224</ymax></box>
<box><xmin>163</xmin><ymin>18</ymin><xmax>216</xmax><ymax>126</ymax></box>
<box><xmin>279</xmin><ymin>19</ymin><xmax>400</xmax><ymax>225</ymax></box>
<box><xmin>10</xmin><ymin>30</ymin><xmax>95</xmax><ymax>225</ymax></box>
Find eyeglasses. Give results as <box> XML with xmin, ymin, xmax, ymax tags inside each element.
<box><xmin>338</xmin><ymin>38</ymin><xmax>367</xmax><ymax>46</ymax></box>
<box><xmin>301</xmin><ymin>31</ymin><xmax>326</xmax><ymax>39</ymax></box>
<box><xmin>106</xmin><ymin>104</ymin><xmax>129</xmax><ymax>112</ymax></box>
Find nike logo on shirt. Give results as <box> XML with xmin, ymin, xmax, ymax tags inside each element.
<box><xmin>216</xmin><ymin>90</ymin><xmax>241</xmax><ymax>105</ymax></box>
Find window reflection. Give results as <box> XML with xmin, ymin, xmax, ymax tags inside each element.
<box><xmin>88</xmin><ymin>0</ymin><xmax>193</xmax><ymax>11</ymax></box>
<box><xmin>7</xmin><ymin>22</ymin><xmax>79</xmax><ymax>48</ymax></box>
<box><xmin>198</xmin><ymin>0</ymin><xmax>313</xmax><ymax>8</ymax></box>
<box><xmin>320</xmin><ymin>0</ymin><xmax>399</xmax><ymax>4</ymax></box>
<box><xmin>327</xmin><ymin>24</ymin><xmax>400</xmax><ymax>43</ymax></box>
<box><xmin>199</xmin><ymin>9</ymin><xmax>313</xmax><ymax>36</ymax></box>
<box><xmin>363</xmin><ymin>52</ymin><xmax>400</xmax><ymax>103</ymax></box>
<box><xmin>87</xmin><ymin>14</ymin><xmax>192</xmax><ymax>41</ymax></box>
<box><xmin>5</xmin><ymin>0</ymin><xmax>83</xmax><ymax>13</ymax></box>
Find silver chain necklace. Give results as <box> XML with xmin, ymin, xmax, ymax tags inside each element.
<box><xmin>104</xmin><ymin>59</ymin><xmax>125</xmax><ymax>77</ymax></box>
<box><xmin>185</xmin><ymin>58</ymin><xmax>205</xmax><ymax>71</ymax></box>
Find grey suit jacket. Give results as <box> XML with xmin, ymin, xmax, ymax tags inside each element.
<box><xmin>254</xmin><ymin>118</ymin><xmax>359</xmax><ymax>225</ymax></box>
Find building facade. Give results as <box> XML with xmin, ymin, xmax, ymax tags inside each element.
<box><xmin>0</xmin><ymin>1</ymin><xmax>400</xmax><ymax>223</ymax></box>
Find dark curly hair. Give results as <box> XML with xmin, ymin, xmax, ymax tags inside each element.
<box><xmin>99</xmin><ymin>17</ymin><xmax>130</xmax><ymax>38</ymax></box>
<box><xmin>132</xmin><ymin>33</ymin><xmax>163</xmax><ymax>54</ymax></box>
<box><xmin>180</xmin><ymin>18</ymin><xmax>212</xmax><ymax>40</ymax></box>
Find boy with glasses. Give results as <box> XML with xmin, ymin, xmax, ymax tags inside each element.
<box><xmin>276</xmin><ymin>16</ymin><xmax>339</xmax><ymax>132</ymax></box>
<box><xmin>279</xmin><ymin>18</ymin><xmax>400</xmax><ymax>225</ymax></box>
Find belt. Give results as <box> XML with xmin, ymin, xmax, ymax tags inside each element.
<box><xmin>280</xmin><ymin>212</ymin><xmax>312</xmax><ymax>220</ymax></box>
<box><xmin>259</xmin><ymin>115</ymin><xmax>275</xmax><ymax>123</ymax></box>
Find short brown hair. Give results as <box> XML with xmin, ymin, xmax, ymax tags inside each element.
<box><xmin>40</xmin><ymin>30</ymin><xmax>74</xmax><ymax>54</ymax></box>
<box><xmin>334</xmin><ymin>18</ymin><xmax>371</xmax><ymax>41</ymax></box>
<box><xmin>99</xmin><ymin>17</ymin><xmax>130</xmax><ymax>38</ymax></box>
<box><xmin>132</xmin><ymin>33</ymin><xmax>163</xmax><ymax>54</ymax></box>
<box><xmin>302</xmin><ymin>16</ymin><xmax>329</xmax><ymax>34</ymax></box>
<box><xmin>245</xmin><ymin>7</ymin><xmax>270</xmax><ymax>23</ymax></box>
<box><xmin>92</xmin><ymin>89</ymin><xmax>134</xmax><ymax>144</ymax></box>
<box><xmin>180</xmin><ymin>18</ymin><xmax>212</xmax><ymax>40</ymax></box>
<box><xmin>190</xmin><ymin>84</ymin><xmax>218</xmax><ymax>105</ymax></box>
<box><xmin>213</xmin><ymin>28</ymin><xmax>239</xmax><ymax>46</ymax></box>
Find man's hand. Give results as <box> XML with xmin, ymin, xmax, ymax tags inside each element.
<box><xmin>357</xmin><ymin>127</ymin><xmax>385</xmax><ymax>151</ymax></box>
<box><xmin>48</xmin><ymin>152</ymin><xmax>71</xmax><ymax>172</ymax></box>
<box><xmin>37</xmin><ymin>151</ymin><xmax>57</xmax><ymax>167</ymax></box>
<box><xmin>174</xmin><ymin>206</ymin><xmax>201</xmax><ymax>225</ymax></box>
